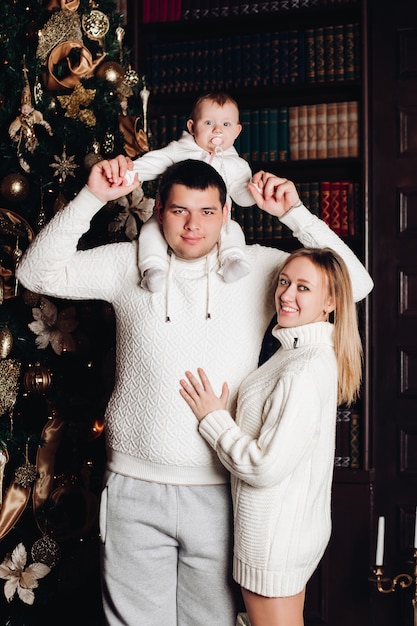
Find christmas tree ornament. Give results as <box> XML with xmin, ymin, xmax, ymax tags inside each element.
<box><xmin>44</xmin><ymin>40</ymin><xmax>105</xmax><ymax>91</ymax></box>
<box><xmin>50</xmin><ymin>146</ymin><xmax>79</xmax><ymax>182</ymax></box>
<box><xmin>36</xmin><ymin>8</ymin><xmax>83</xmax><ymax>63</ymax></box>
<box><xmin>124</xmin><ymin>66</ymin><xmax>140</xmax><ymax>87</ymax></box>
<box><xmin>82</xmin><ymin>8</ymin><xmax>109</xmax><ymax>44</ymax></box>
<box><xmin>0</xmin><ymin>543</ymin><xmax>50</xmax><ymax>605</ymax></box>
<box><xmin>57</xmin><ymin>83</ymin><xmax>96</xmax><ymax>126</ymax></box>
<box><xmin>15</xmin><ymin>463</ymin><xmax>37</xmax><ymax>488</ymax></box>
<box><xmin>96</xmin><ymin>60</ymin><xmax>125</xmax><ymax>86</ymax></box>
<box><xmin>0</xmin><ymin>325</ymin><xmax>13</xmax><ymax>359</ymax></box>
<box><xmin>140</xmin><ymin>78</ymin><xmax>150</xmax><ymax>135</ymax></box>
<box><xmin>0</xmin><ymin>173</ymin><xmax>30</xmax><ymax>203</ymax></box>
<box><xmin>23</xmin><ymin>362</ymin><xmax>53</xmax><ymax>395</ymax></box>
<box><xmin>84</xmin><ymin>140</ymin><xmax>102</xmax><ymax>169</ymax></box>
<box><xmin>31</xmin><ymin>534</ymin><xmax>61</xmax><ymax>569</ymax></box>
<box><xmin>0</xmin><ymin>358</ymin><xmax>21</xmax><ymax>416</ymax></box>
<box><xmin>102</xmin><ymin>129</ymin><xmax>114</xmax><ymax>154</ymax></box>
<box><xmin>0</xmin><ymin>448</ymin><xmax>8</xmax><ymax>508</ymax></box>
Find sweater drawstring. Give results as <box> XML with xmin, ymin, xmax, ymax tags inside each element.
<box><xmin>205</xmin><ymin>256</ymin><xmax>211</xmax><ymax>320</ymax></box>
<box><xmin>165</xmin><ymin>253</ymin><xmax>175</xmax><ymax>322</ymax></box>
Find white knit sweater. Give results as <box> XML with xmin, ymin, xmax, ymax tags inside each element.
<box><xmin>16</xmin><ymin>186</ymin><xmax>373</xmax><ymax>485</ymax></box>
<box><xmin>199</xmin><ymin>322</ymin><xmax>337</xmax><ymax>597</ymax></box>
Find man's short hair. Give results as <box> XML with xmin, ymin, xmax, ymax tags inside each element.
<box><xmin>158</xmin><ymin>159</ymin><xmax>227</xmax><ymax>209</ymax></box>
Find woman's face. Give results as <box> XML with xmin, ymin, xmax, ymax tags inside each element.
<box><xmin>275</xmin><ymin>256</ymin><xmax>334</xmax><ymax>328</ymax></box>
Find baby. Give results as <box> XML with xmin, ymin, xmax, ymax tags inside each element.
<box><xmin>125</xmin><ymin>92</ymin><xmax>255</xmax><ymax>291</ymax></box>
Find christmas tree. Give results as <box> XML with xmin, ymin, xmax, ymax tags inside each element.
<box><xmin>0</xmin><ymin>1</ymin><xmax>150</xmax><ymax>623</ymax></box>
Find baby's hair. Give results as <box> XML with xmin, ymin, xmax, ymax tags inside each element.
<box><xmin>280</xmin><ymin>247</ymin><xmax>363</xmax><ymax>406</ymax></box>
<box><xmin>189</xmin><ymin>92</ymin><xmax>240</xmax><ymax>121</ymax></box>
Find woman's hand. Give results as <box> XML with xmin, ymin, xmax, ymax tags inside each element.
<box><xmin>179</xmin><ymin>368</ymin><xmax>229</xmax><ymax>422</ymax></box>
<box><xmin>249</xmin><ymin>171</ymin><xmax>301</xmax><ymax>218</ymax></box>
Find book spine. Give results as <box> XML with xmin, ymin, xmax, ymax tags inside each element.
<box><xmin>278</xmin><ymin>106</ymin><xmax>289</xmax><ymax>161</ymax></box>
<box><xmin>260</xmin><ymin>108</ymin><xmax>269</xmax><ymax>162</ymax></box>
<box><xmin>324</xmin><ymin>25</ymin><xmax>335</xmax><ymax>82</ymax></box>
<box><xmin>239</xmin><ymin>108</ymin><xmax>251</xmax><ymax>162</ymax></box>
<box><xmin>333</xmin><ymin>23</ymin><xmax>345</xmax><ymax>81</ymax></box>
<box><xmin>347</xmin><ymin>100</ymin><xmax>359</xmax><ymax>157</ymax></box>
<box><xmin>252</xmin><ymin>33</ymin><xmax>262</xmax><ymax>89</ymax></box>
<box><xmin>279</xmin><ymin>30</ymin><xmax>290</xmax><ymax>84</ymax></box>
<box><xmin>307</xmin><ymin>103</ymin><xmax>317</xmax><ymax>160</ymax></box>
<box><xmin>316</xmin><ymin>102</ymin><xmax>327</xmax><ymax>159</ymax></box>
<box><xmin>330</xmin><ymin>180</ymin><xmax>342</xmax><ymax>234</ymax></box>
<box><xmin>244</xmin><ymin>207</ymin><xmax>255</xmax><ymax>241</ymax></box>
<box><xmin>289</xmin><ymin>106</ymin><xmax>299</xmax><ymax>160</ymax></box>
<box><xmin>305</xmin><ymin>28</ymin><xmax>316</xmax><ymax>83</ymax></box>
<box><xmin>268</xmin><ymin>108</ymin><xmax>279</xmax><ymax>161</ymax></box>
<box><xmin>326</xmin><ymin>101</ymin><xmax>338</xmax><ymax>158</ymax></box>
<box><xmin>298</xmin><ymin>104</ymin><xmax>308</xmax><ymax>160</ymax></box>
<box><xmin>337</xmin><ymin>101</ymin><xmax>349</xmax><ymax>158</ymax></box>
<box><xmin>315</xmin><ymin>27</ymin><xmax>325</xmax><ymax>83</ymax></box>
<box><xmin>320</xmin><ymin>181</ymin><xmax>331</xmax><ymax>226</ymax></box>
<box><xmin>309</xmin><ymin>181</ymin><xmax>321</xmax><ymax>216</ymax></box>
<box><xmin>261</xmin><ymin>32</ymin><xmax>272</xmax><ymax>87</ymax></box>
<box><xmin>250</xmin><ymin>109</ymin><xmax>260</xmax><ymax>162</ymax></box>
<box><xmin>339</xmin><ymin>180</ymin><xmax>350</xmax><ymax>236</ymax></box>
<box><xmin>343</xmin><ymin>23</ymin><xmax>356</xmax><ymax>81</ymax></box>
<box><xmin>270</xmin><ymin>32</ymin><xmax>281</xmax><ymax>86</ymax></box>
<box><xmin>288</xmin><ymin>29</ymin><xmax>301</xmax><ymax>84</ymax></box>
<box><xmin>350</xmin><ymin>410</ymin><xmax>361</xmax><ymax>469</ymax></box>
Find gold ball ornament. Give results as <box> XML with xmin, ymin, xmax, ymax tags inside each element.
<box><xmin>23</xmin><ymin>363</ymin><xmax>53</xmax><ymax>395</ymax></box>
<box><xmin>96</xmin><ymin>61</ymin><xmax>125</xmax><ymax>86</ymax></box>
<box><xmin>82</xmin><ymin>9</ymin><xmax>110</xmax><ymax>41</ymax></box>
<box><xmin>1</xmin><ymin>173</ymin><xmax>30</xmax><ymax>204</ymax></box>
<box><xmin>0</xmin><ymin>326</ymin><xmax>13</xmax><ymax>359</ymax></box>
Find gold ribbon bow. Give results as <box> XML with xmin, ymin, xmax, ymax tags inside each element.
<box><xmin>44</xmin><ymin>40</ymin><xmax>106</xmax><ymax>92</ymax></box>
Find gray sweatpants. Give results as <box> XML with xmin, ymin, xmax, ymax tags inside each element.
<box><xmin>99</xmin><ymin>471</ymin><xmax>240</xmax><ymax>625</ymax></box>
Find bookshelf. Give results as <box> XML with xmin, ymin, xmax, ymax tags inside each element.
<box><xmin>127</xmin><ymin>1</ymin><xmax>374</xmax><ymax>623</ymax></box>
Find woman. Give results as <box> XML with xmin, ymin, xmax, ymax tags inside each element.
<box><xmin>180</xmin><ymin>247</ymin><xmax>363</xmax><ymax>626</ymax></box>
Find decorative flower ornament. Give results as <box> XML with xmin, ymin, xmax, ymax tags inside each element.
<box><xmin>28</xmin><ymin>296</ymin><xmax>78</xmax><ymax>355</ymax></box>
<box><xmin>0</xmin><ymin>543</ymin><xmax>50</xmax><ymax>605</ymax></box>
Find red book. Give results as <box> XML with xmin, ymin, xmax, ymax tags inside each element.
<box><xmin>142</xmin><ymin>0</ymin><xmax>151</xmax><ymax>22</ymax></box>
<box><xmin>330</xmin><ymin>181</ymin><xmax>342</xmax><ymax>234</ymax></box>
<box><xmin>339</xmin><ymin>181</ymin><xmax>351</xmax><ymax>236</ymax></box>
<box><xmin>320</xmin><ymin>181</ymin><xmax>331</xmax><ymax>227</ymax></box>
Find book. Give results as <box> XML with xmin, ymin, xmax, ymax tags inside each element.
<box><xmin>309</xmin><ymin>181</ymin><xmax>321</xmax><ymax>216</ymax></box>
<box><xmin>347</xmin><ymin>100</ymin><xmax>359</xmax><ymax>157</ymax></box>
<box><xmin>305</xmin><ymin>28</ymin><xmax>316</xmax><ymax>83</ymax></box>
<box><xmin>316</xmin><ymin>102</ymin><xmax>327</xmax><ymax>158</ymax></box>
<box><xmin>239</xmin><ymin>108</ymin><xmax>251</xmax><ymax>161</ymax></box>
<box><xmin>324</xmin><ymin>25</ymin><xmax>335</xmax><ymax>82</ymax></box>
<box><xmin>320</xmin><ymin>181</ymin><xmax>331</xmax><ymax>226</ymax></box>
<box><xmin>241</xmin><ymin>34</ymin><xmax>252</xmax><ymax>89</ymax></box>
<box><xmin>326</xmin><ymin>101</ymin><xmax>338</xmax><ymax>158</ymax></box>
<box><xmin>288</xmin><ymin>29</ymin><xmax>301</xmax><ymax>84</ymax></box>
<box><xmin>339</xmin><ymin>180</ymin><xmax>351</xmax><ymax>236</ymax></box>
<box><xmin>344</xmin><ymin>23</ymin><xmax>356</xmax><ymax>80</ymax></box>
<box><xmin>337</xmin><ymin>100</ymin><xmax>349</xmax><ymax>158</ymax></box>
<box><xmin>261</xmin><ymin>32</ymin><xmax>272</xmax><ymax>87</ymax></box>
<box><xmin>260</xmin><ymin>108</ymin><xmax>269</xmax><ymax>161</ymax></box>
<box><xmin>330</xmin><ymin>180</ymin><xmax>342</xmax><ymax>234</ymax></box>
<box><xmin>270</xmin><ymin>32</ymin><xmax>281</xmax><ymax>85</ymax></box>
<box><xmin>250</xmin><ymin>109</ymin><xmax>260</xmax><ymax>162</ymax></box>
<box><xmin>278</xmin><ymin>106</ymin><xmax>289</xmax><ymax>161</ymax></box>
<box><xmin>315</xmin><ymin>27</ymin><xmax>325</xmax><ymax>83</ymax></box>
<box><xmin>350</xmin><ymin>410</ymin><xmax>361</xmax><ymax>469</ymax></box>
<box><xmin>289</xmin><ymin>106</ymin><xmax>299</xmax><ymax>160</ymax></box>
<box><xmin>307</xmin><ymin>103</ymin><xmax>317</xmax><ymax>159</ymax></box>
<box><xmin>333</xmin><ymin>23</ymin><xmax>345</xmax><ymax>81</ymax></box>
<box><xmin>335</xmin><ymin>408</ymin><xmax>351</xmax><ymax>468</ymax></box>
<box><xmin>297</xmin><ymin>104</ymin><xmax>308</xmax><ymax>160</ymax></box>
<box><xmin>279</xmin><ymin>30</ymin><xmax>290</xmax><ymax>84</ymax></box>
<box><xmin>268</xmin><ymin>108</ymin><xmax>279</xmax><ymax>161</ymax></box>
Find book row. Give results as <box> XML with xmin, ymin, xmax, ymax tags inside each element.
<box><xmin>145</xmin><ymin>24</ymin><xmax>361</xmax><ymax>94</ymax></box>
<box><xmin>231</xmin><ymin>179</ymin><xmax>360</xmax><ymax>240</ymax></box>
<box><xmin>148</xmin><ymin>101</ymin><xmax>359</xmax><ymax>163</ymax></box>
<box><xmin>142</xmin><ymin>0</ymin><xmax>359</xmax><ymax>23</ymax></box>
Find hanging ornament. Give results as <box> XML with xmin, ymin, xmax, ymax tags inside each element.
<box><xmin>31</xmin><ymin>535</ymin><xmax>61</xmax><ymax>569</ymax></box>
<box><xmin>140</xmin><ymin>78</ymin><xmax>150</xmax><ymax>135</ymax></box>
<box><xmin>0</xmin><ymin>448</ymin><xmax>8</xmax><ymax>509</ymax></box>
<box><xmin>96</xmin><ymin>60</ymin><xmax>125</xmax><ymax>86</ymax></box>
<box><xmin>82</xmin><ymin>9</ymin><xmax>110</xmax><ymax>46</ymax></box>
<box><xmin>50</xmin><ymin>147</ymin><xmax>79</xmax><ymax>183</ymax></box>
<box><xmin>124</xmin><ymin>66</ymin><xmax>140</xmax><ymax>88</ymax></box>
<box><xmin>115</xmin><ymin>26</ymin><xmax>125</xmax><ymax>63</ymax></box>
<box><xmin>84</xmin><ymin>140</ymin><xmax>103</xmax><ymax>169</ymax></box>
<box><xmin>8</xmin><ymin>58</ymin><xmax>53</xmax><ymax>172</ymax></box>
<box><xmin>1</xmin><ymin>173</ymin><xmax>30</xmax><ymax>204</ymax></box>
<box><xmin>57</xmin><ymin>83</ymin><xmax>96</xmax><ymax>126</ymax></box>
<box><xmin>14</xmin><ymin>442</ymin><xmax>37</xmax><ymax>488</ymax></box>
<box><xmin>102</xmin><ymin>129</ymin><xmax>114</xmax><ymax>155</ymax></box>
<box><xmin>0</xmin><ymin>359</ymin><xmax>21</xmax><ymax>416</ymax></box>
<box><xmin>23</xmin><ymin>363</ymin><xmax>53</xmax><ymax>395</ymax></box>
<box><xmin>0</xmin><ymin>325</ymin><xmax>13</xmax><ymax>359</ymax></box>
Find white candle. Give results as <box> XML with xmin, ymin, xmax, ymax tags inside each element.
<box><xmin>414</xmin><ymin>506</ymin><xmax>417</xmax><ymax>549</ymax></box>
<box><xmin>376</xmin><ymin>516</ymin><xmax>385</xmax><ymax>566</ymax></box>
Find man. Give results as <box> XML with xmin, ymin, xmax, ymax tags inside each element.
<box><xmin>17</xmin><ymin>156</ymin><xmax>373</xmax><ymax>626</ymax></box>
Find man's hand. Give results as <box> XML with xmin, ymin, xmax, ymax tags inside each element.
<box><xmin>179</xmin><ymin>368</ymin><xmax>229</xmax><ymax>422</ymax></box>
<box><xmin>87</xmin><ymin>155</ymin><xmax>140</xmax><ymax>203</ymax></box>
<box><xmin>248</xmin><ymin>171</ymin><xmax>301</xmax><ymax>218</ymax></box>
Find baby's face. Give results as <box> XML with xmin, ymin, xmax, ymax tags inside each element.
<box><xmin>187</xmin><ymin>101</ymin><xmax>242</xmax><ymax>153</ymax></box>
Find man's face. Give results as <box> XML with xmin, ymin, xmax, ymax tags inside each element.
<box><xmin>160</xmin><ymin>183</ymin><xmax>228</xmax><ymax>260</ymax></box>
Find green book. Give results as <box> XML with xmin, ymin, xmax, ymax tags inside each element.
<box><xmin>268</xmin><ymin>108</ymin><xmax>278</xmax><ymax>162</ymax></box>
<box><xmin>259</xmin><ymin>108</ymin><xmax>269</xmax><ymax>162</ymax></box>
<box><xmin>278</xmin><ymin>106</ymin><xmax>289</xmax><ymax>162</ymax></box>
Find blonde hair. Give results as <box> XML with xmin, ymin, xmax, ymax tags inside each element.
<box><xmin>189</xmin><ymin>92</ymin><xmax>240</xmax><ymax>122</ymax></box>
<box><xmin>280</xmin><ymin>247</ymin><xmax>363</xmax><ymax>406</ymax></box>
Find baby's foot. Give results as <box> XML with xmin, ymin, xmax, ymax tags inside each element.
<box><xmin>221</xmin><ymin>257</ymin><xmax>252</xmax><ymax>283</ymax></box>
<box><xmin>141</xmin><ymin>268</ymin><xmax>166</xmax><ymax>292</ymax></box>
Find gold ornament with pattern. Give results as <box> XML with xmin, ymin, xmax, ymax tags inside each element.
<box><xmin>57</xmin><ymin>83</ymin><xmax>96</xmax><ymax>126</ymax></box>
